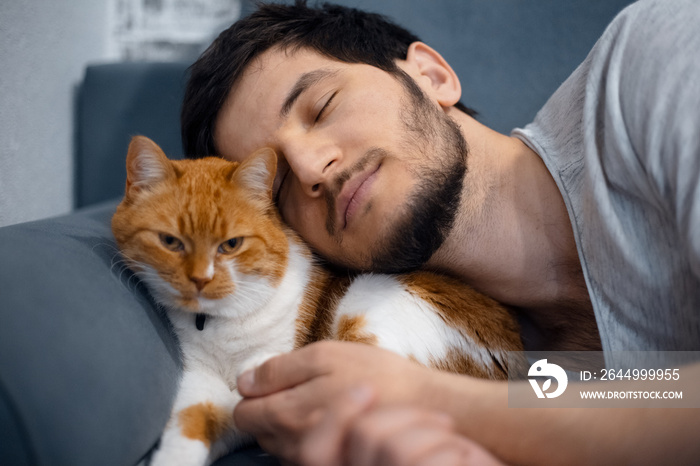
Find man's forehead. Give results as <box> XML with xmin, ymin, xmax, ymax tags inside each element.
<box><xmin>242</xmin><ymin>45</ymin><xmax>335</xmax><ymax>83</ymax></box>
<box><xmin>216</xmin><ymin>47</ymin><xmax>341</xmax><ymax>160</ymax></box>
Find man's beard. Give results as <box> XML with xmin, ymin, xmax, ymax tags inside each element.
<box><xmin>366</xmin><ymin>71</ymin><xmax>468</xmax><ymax>273</ymax></box>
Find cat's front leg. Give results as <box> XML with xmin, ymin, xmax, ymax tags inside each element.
<box><xmin>149</xmin><ymin>368</ymin><xmax>249</xmax><ymax>466</ymax></box>
<box><xmin>238</xmin><ymin>351</ymin><xmax>283</xmax><ymax>378</ymax></box>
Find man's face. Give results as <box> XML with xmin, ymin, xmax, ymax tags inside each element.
<box><xmin>215</xmin><ymin>46</ymin><xmax>466</xmax><ymax>272</ymax></box>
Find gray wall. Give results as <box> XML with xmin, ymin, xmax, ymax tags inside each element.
<box><xmin>0</xmin><ymin>0</ymin><xmax>110</xmax><ymax>227</ymax></box>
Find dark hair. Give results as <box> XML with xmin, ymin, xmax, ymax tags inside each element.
<box><xmin>181</xmin><ymin>0</ymin><xmax>476</xmax><ymax>158</ymax></box>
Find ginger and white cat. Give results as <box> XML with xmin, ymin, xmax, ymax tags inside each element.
<box><xmin>111</xmin><ymin>136</ymin><xmax>524</xmax><ymax>466</ymax></box>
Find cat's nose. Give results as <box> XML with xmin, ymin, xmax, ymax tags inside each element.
<box><xmin>190</xmin><ymin>276</ymin><xmax>211</xmax><ymax>292</ymax></box>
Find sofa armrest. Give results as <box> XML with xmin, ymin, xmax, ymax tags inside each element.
<box><xmin>0</xmin><ymin>202</ymin><xmax>181</xmax><ymax>466</ymax></box>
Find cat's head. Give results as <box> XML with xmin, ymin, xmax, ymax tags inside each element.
<box><xmin>111</xmin><ymin>136</ymin><xmax>289</xmax><ymax>316</ymax></box>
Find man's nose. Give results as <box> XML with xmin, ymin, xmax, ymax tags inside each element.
<box><xmin>285</xmin><ymin>140</ymin><xmax>340</xmax><ymax>197</ymax></box>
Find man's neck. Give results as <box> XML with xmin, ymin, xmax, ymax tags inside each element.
<box><xmin>427</xmin><ymin>112</ymin><xmax>590</xmax><ymax>313</ymax></box>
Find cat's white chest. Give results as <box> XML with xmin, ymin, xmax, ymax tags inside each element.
<box><xmin>178</xmin><ymin>313</ymin><xmax>296</xmax><ymax>386</ymax></box>
<box><xmin>170</xmin><ymin>242</ymin><xmax>313</xmax><ymax>386</ymax></box>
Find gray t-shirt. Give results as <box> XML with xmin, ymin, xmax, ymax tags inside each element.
<box><xmin>512</xmin><ymin>0</ymin><xmax>700</xmax><ymax>352</ymax></box>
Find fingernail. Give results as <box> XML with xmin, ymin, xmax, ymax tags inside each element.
<box><xmin>238</xmin><ymin>369</ymin><xmax>255</xmax><ymax>392</ymax></box>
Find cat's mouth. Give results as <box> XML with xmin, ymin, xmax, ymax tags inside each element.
<box><xmin>178</xmin><ymin>296</ymin><xmax>202</xmax><ymax>311</ymax></box>
<box><xmin>178</xmin><ymin>289</ymin><xmax>230</xmax><ymax>309</ymax></box>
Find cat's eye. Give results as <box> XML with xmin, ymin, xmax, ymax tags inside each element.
<box><xmin>218</xmin><ymin>237</ymin><xmax>243</xmax><ymax>254</ymax></box>
<box><xmin>159</xmin><ymin>233</ymin><xmax>184</xmax><ymax>252</ymax></box>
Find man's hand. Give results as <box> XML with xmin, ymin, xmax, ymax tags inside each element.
<box><xmin>233</xmin><ymin>341</ymin><xmax>437</xmax><ymax>462</ymax></box>
<box><xmin>298</xmin><ymin>385</ymin><xmax>507</xmax><ymax>466</ymax></box>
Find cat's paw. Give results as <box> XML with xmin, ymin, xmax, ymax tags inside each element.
<box><xmin>149</xmin><ymin>437</ymin><xmax>210</xmax><ymax>466</ymax></box>
<box><xmin>237</xmin><ymin>352</ymin><xmax>282</xmax><ymax>379</ymax></box>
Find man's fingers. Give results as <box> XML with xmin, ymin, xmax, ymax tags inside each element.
<box><xmin>345</xmin><ymin>407</ymin><xmax>453</xmax><ymax>466</ymax></box>
<box><xmin>233</xmin><ymin>384</ymin><xmax>308</xmax><ymax>437</ymax></box>
<box><xmin>342</xmin><ymin>407</ymin><xmax>507</xmax><ymax>466</ymax></box>
<box><xmin>237</xmin><ymin>342</ymin><xmax>332</xmax><ymax>397</ymax></box>
<box><xmin>299</xmin><ymin>385</ymin><xmax>375</xmax><ymax>466</ymax></box>
<box><xmin>413</xmin><ymin>435</ymin><xmax>509</xmax><ymax>466</ymax></box>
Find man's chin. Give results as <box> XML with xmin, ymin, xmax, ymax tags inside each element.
<box><xmin>367</xmin><ymin>226</ymin><xmax>445</xmax><ymax>274</ymax></box>
<box><xmin>366</xmin><ymin>171</ymin><xmax>464</xmax><ymax>274</ymax></box>
<box><xmin>318</xmin><ymin>201</ymin><xmax>455</xmax><ymax>274</ymax></box>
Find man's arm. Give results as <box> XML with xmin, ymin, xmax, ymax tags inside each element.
<box><xmin>234</xmin><ymin>341</ymin><xmax>700</xmax><ymax>465</ymax></box>
<box><xmin>433</xmin><ymin>359</ymin><xmax>700</xmax><ymax>465</ymax></box>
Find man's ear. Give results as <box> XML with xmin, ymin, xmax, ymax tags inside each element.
<box><xmin>402</xmin><ymin>41</ymin><xmax>462</xmax><ymax>108</ymax></box>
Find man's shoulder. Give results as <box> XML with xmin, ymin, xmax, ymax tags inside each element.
<box><xmin>605</xmin><ymin>0</ymin><xmax>700</xmax><ymax>198</ymax></box>
<box><xmin>515</xmin><ymin>0</ymin><xmax>700</xmax><ymax>193</ymax></box>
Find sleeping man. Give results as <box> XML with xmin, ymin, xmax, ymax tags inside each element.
<box><xmin>180</xmin><ymin>1</ymin><xmax>700</xmax><ymax>464</ymax></box>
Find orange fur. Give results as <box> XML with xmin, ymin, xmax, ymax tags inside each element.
<box><xmin>112</xmin><ymin>136</ymin><xmax>528</xmax><ymax>465</ymax></box>
<box><xmin>112</xmin><ymin>137</ymin><xmax>289</xmax><ymax>312</ymax></box>
<box><xmin>295</xmin><ymin>269</ymin><xmax>352</xmax><ymax>347</ymax></box>
<box><xmin>179</xmin><ymin>402</ymin><xmax>232</xmax><ymax>447</ymax></box>
<box><xmin>399</xmin><ymin>271</ymin><xmax>527</xmax><ymax>378</ymax></box>
<box><xmin>399</xmin><ymin>271</ymin><xmax>521</xmax><ymax>352</ymax></box>
<box><xmin>112</xmin><ymin>136</ymin><xmax>524</xmax><ymax>380</ymax></box>
<box><xmin>335</xmin><ymin>315</ymin><xmax>379</xmax><ymax>345</ymax></box>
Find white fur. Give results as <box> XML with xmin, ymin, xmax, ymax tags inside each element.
<box><xmin>150</xmin><ymin>370</ymin><xmax>242</xmax><ymax>466</ymax></box>
<box><xmin>148</xmin><ymin>242</ymin><xmax>313</xmax><ymax>466</ymax></box>
<box><xmin>142</xmin><ymin>238</ymin><xmax>505</xmax><ymax>466</ymax></box>
<box><xmin>333</xmin><ymin>275</ymin><xmax>495</xmax><ymax>372</ymax></box>
<box><xmin>136</xmin><ymin>264</ymin><xmax>181</xmax><ymax>308</ymax></box>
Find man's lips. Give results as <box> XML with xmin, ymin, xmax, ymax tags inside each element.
<box><xmin>336</xmin><ymin>163</ymin><xmax>381</xmax><ymax>229</ymax></box>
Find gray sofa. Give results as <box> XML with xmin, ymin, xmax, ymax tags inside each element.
<box><xmin>0</xmin><ymin>1</ymin><xmax>633</xmax><ymax>464</ymax></box>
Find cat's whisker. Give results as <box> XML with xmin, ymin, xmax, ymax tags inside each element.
<box><xmin>110</xmin><ymin>136</ymin><xmax>525</xmax><ymax>464</ymax></box>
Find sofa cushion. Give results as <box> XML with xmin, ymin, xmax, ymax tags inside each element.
<box><xmin>0</xmin><ymin>201</ymin><xmax>180</xmax><ymax>466</ymax></box>
<box><xmin>76</xmin><ymin>62</ymin><xmax>190</xmax><ymax>208</ymax></box>
<box><xmin>0</xmin><ymin>202</ymin><xmax>281</xmax><ymax>465</ymax></box>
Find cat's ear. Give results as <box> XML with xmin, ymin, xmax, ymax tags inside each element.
<box><xmin>232</xmin><ymin>148</ymin><xmax>278</xmax><ymax>204</ymax></box>
<box><xmin>125</xmin><ymin>136</ymin><xmax>176</xmax><ymax>197</ymax></box>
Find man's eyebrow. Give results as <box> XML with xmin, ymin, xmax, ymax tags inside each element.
<box><xmin>280</xmin><ymin>68</ymin><xmax>339</xmax><ymax>119</ymax></box>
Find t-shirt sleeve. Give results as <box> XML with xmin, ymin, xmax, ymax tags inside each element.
<box><xmin>612</xmin><ymin>0</ymin><xmax>700</xmax><ymax>278</ymax></box>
